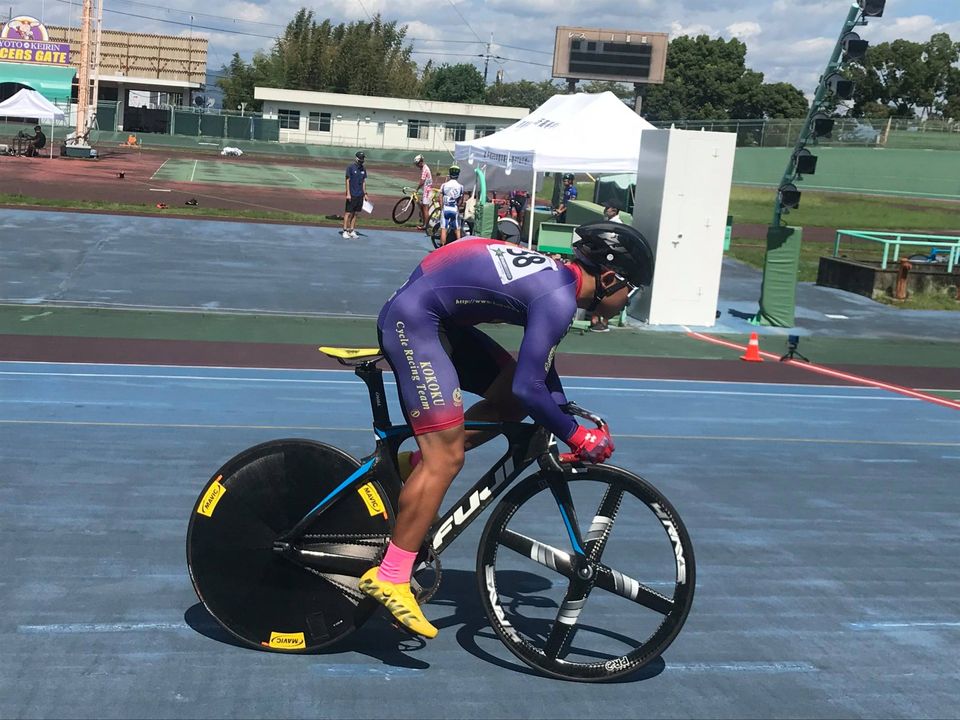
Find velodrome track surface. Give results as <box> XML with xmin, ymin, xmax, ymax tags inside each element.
<box><xmin>2</xmin><ymin>362</ymin><xmax>959</xmax><ymax>718</ymax></box>
<box><xmin>2</xmin><ymin>207</ymin><xmax>959</xmax><ymax>717</ymax></box>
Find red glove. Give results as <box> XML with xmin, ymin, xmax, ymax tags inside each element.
<box><xmin>565</xmin><ymin>424</ymin><xmax>614</xmax><ymax>463</ymax></box>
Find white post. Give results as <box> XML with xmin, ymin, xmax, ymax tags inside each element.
<box><xmin>527</xmin><ymin>168</ymin><xmax>537</xmax><ymax>249</ymax></box>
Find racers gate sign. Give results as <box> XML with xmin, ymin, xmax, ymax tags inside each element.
<box><xmin>0</xmin><ymin>16</ymin><xmax>71</xmax><ymax>65</ymax></box>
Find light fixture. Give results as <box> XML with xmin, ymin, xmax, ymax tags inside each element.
<box><xmin>778</xmin><ymin>183</ymin><xmax>801</xmax><ymax>210</ymax></box>
<box><xmin>794</xmin><ymin>148</ymin><xmax>818</xmax><ymax>176</ymax></box>
<box><xmin>842</xmin><ymin>32</ymin><xmax>869</xmax><ymax>61</ymax></box>
<box><xmin>825</xmin><ymin>73</ymin><xmax>854</xmax><ymax>100</ymax></box>
<box><xmin>812</xmin><ymin>113</ymin><xmax>835</xmax><ymax>139</ymax></box>
<box><xmin>857</xmin><ymin>0</ymin><xmax>885</xmax><ymax>17</ymax></box>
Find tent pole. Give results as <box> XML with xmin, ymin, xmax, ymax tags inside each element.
<box><xmin>527</xmin><ymin>168</ymin><xmax>536</xmax><ymax>249</ymax></box>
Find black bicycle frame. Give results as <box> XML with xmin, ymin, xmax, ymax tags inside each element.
<box><xmin>276</xmin><ymin>360</ymin><xmax>589</xmax><ymax>560</ymax></box>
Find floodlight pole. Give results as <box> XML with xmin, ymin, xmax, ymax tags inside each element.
<box><xmin>771</xmin><ymin>2</ymin><xmax>864</xmax><ymax>227</ymax></box>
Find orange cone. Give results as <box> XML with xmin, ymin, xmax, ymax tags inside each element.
<box><xmin>740</xmin><ymin>332</ymin><xmax>763</xmax><ymax>362</ymax></box>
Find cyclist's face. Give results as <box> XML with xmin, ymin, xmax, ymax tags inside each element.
<box><xmin>594</xmin><ymin>271</ymin><xmax>632</xmax><ymax>318</ymax></box>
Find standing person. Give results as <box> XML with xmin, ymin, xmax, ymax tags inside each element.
<box><xmin>438</xmin><ymin>165</ymin><xmax>463</xmax><ymax>246</ymax></box>
<box><xmin>414</xmin><ymin>154</ymin><xmax>433</xmax><ymax>231</ymax></box>
<box><xmin>461</xmin><ymin>191</ymin><xmax>476</xmax><ymax>236</ymax></box>
<box><xmin>343</xmin><ymin>151</ymin><xmax>367</xmax><ymax>239</ymax></box>
<box><xmin>553</xmin><ymin>173</ymin><xmax>577</xmax><ymax>223</ymax></box>
<box><xmin>24</xmin><ymin>125</ymin><xmax>46</xmax><ymax>157</ymax></box>
<box><xmin>589</xmin><ymin>201</ymin><xmax>625</xmax><ymax>332</ymax></box>
<box><xmin>358</xmin><ymin>222</ymin><xmax>655</xmax><ymax>638</ymax></box>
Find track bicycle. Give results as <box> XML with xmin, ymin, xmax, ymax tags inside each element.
<box><xmin>392</xmin><ymin>186</ymin><xmax>441</xmax><ymax>229</ymax></box>
<box><xmin>186</xmin><ymin>346</ymin><xmax>696</xmax><ymax>682</ymax></box>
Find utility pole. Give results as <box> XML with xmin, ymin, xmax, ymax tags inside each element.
<box><xmin>72</xmin><ymin>0</ymin><xmax>92</xmax><ymax>144</ymax></box>
<box><xmin>483</xmin><ymin>32</ymin><xmax>492</xmax><ymax>83</ymax></box>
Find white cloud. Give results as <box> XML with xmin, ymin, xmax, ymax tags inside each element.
<box><xmin>726</xmin><ymin>21</ymin><xmax>762</xmax><ymax>40</ymax></box>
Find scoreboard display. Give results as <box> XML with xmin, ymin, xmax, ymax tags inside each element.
<box><xmin>552</xmin><ymin>27</ymin><xmax>668</xmax><ymax>84</ymax></box>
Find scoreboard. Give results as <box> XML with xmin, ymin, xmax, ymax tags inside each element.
<box><xmin>552</xmin><ymin>27</ymin><xmax>668</xmax><ymax>85</ymax></box>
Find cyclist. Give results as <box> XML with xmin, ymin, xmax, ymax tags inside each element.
<box><xmin>438</xmin><ymin>165</ymin><xmax>464</xmax><ymax>246</ymax></box>
<box><xmin>359</xmin><ymin>223</ymin><xmax>654</xmax><ymax>638</ymax></box>
<box><xmin>414</xmin><ymin>154</ymin><xmax>434</xmax><ymax>231</ymax></box>
<box><xmin>553</xmin><ymin>172</ymin><xmax>577</xmax><ymax>223</ymax></box>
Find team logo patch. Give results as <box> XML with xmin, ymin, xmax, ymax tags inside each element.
<box><xmin>452</xmin><ymin>388</ymin><xmax>463</xmax><ymax>406</ymax></box>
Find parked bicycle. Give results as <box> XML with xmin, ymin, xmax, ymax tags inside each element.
<box><xmin>392</xmin><ymin>186</ymin><xmax>441</xmax><ymax>228</ymax></box>
<box><xmin>186</xmin><ymin>347</ymin><xmax>695</xmax><ymax>682</ymax></box>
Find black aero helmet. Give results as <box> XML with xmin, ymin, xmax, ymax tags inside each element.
<box><xmin>449</xmin><ymin>164</ymin><xmax>460</xmax><ymax>179</ymax></box>
<box><xmin>572</xmin><ymin>221</ymin><xmax>655</xmax><ymax>289</ymax></box>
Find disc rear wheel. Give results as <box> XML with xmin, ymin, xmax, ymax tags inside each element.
<box><xmin>477</xmin><ymin>465</ymin><xmax>695</xmax><ymax>681</ymax></box>
<box><xmin>186</xmin><ymin>439</ymin><xmax>393</xmax><ymax>652</ymax></box>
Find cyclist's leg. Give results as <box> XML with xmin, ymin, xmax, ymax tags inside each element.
<box><xmin>441</xmin><ymin>325</ymin><xmax>525</xmax><ymax>450</ymax></box>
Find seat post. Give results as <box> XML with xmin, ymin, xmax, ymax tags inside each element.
<box><xmin>355</xmin><ymin>363</ymin><xmax>392</xmax><ymax>428</ymax></box>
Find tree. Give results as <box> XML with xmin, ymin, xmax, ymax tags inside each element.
<box><xmin>421</xmin><ymin>63</ymin><xmax>486</xmax><ymax>104</ymax></box>
<box><xmin>216</xmin><ymin>9</ymin><xmax>420</xmax><ymax>104</ymax></box>
<box><xmin>485</xmin><ymin>80</ymin><xmax>564</xmax><ymax>111</ymax></box>
<box><xmin>847</xmin><ymin>33</ymin><xmax>960</xmax><ymax>118</ymax></box>
<box><xmin>641</xmin><ymin>35</ymin><xmax>807</xmax><ymax>121</ymax></box>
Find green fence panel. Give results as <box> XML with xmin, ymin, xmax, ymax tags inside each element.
<box><xmin>253</xmin><ymin>118</ymin><xmax>280</xmax><ymax>142</ymax></box>
<box><xmin>173</xmin><ymin>111</ymin><xmax>200</xmax><ymax>137</ymax></box>
<box><xmin>199</xmin><ymin>114</ymin><xmax>225</xmax><ymax>138</ymax></box>
<box><xmin>225</xmin><ymin>115</ymin><xmax>253</xmax><ymax>140</ymax></box>
<box><xmin>95</xmin><ymin>102</ymin><xmax>117</xmax><ymax>132</ymax></box>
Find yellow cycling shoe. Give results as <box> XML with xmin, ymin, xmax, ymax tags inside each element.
<box><xmin>358</xmin><ymin>567</ymin><xmax>438</xmax><ymax>639</ymax></box>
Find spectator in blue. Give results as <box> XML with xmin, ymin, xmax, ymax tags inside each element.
<box><xmin>553</xmin><ymin>172</ymin><xmax>577</xmax><ymax>223</ymax></box>
<box><xmin>343</xmin><ymin>151</ymin><xmax>368</xmax><ymax>239</ymax></box>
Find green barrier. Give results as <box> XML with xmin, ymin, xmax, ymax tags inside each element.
<box><xmin>756</xmin><ymin>225</ymin><xmax>803</xmax><ymax>327</ymax></box>
<box><xmin>173</xmin><ymin>111</ymin><xmax>200</xmax><ymax>137</ymax></box>
<box><xmin>199</xmin><ymin>114</ymin><xmax>226</xmax><ymax>138</ymax></box>
<box><xmin>474</xmin><ymin>202</ymin><xmax>496</xmax><ymax>238</ymax></box>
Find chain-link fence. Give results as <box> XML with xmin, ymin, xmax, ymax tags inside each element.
<box><xmin>652</xmin><ymin>117</ymin><xmax>960</xmax><ymax>151</ymax></box>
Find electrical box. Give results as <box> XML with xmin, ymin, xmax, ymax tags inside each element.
<box><xmin>629</xmin><ymin>128</ymin><xmax>737</xmax><ymax>327</ymax></box>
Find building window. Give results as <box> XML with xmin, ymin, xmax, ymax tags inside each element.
<box><xmin>308</xmin><ymin>111</ymin><xmax>331</xmax><ymax>132</ymax></box>
<box><xmin>408</xmin><ymin>118</ymin><xmax>428</xmax><ymax>140</ymax></box>
<box><xmin>474</xmin><ymin>125</ymin><xmax>497</xmax><ymax>138</ymax></box>
<box><xmin>445</xmin><ymin>122</ymin><xmax>466</xmax><ymax>142</ymax></box>
<box><xmin>278</xmin><ymin>109</ymin><xmax>300</xmax><ymax>129</ymax></box>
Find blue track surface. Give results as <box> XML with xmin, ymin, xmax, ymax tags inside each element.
<box><xmin>2</xmin><ymin>362</ymin><xmax>959</xmax><ymax>718</ymax></box>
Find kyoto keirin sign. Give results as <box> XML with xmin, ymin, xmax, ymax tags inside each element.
<box><xmin>0</xmin><ymin>16</ymin><xmax>71</xmax><ymax>65</ymax></box>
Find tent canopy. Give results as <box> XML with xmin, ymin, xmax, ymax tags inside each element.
<box><xmin>0</xmin><ymin>88</ymin><xmax>65</xmax><ymax>121</ymax></box>
<box><xmin>454</xmin><ymin>91</ymin><xmax>654</xmax><ymax>176</ymax></box>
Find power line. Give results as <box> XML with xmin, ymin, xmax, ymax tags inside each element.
<box><xmin>444</xmin><ymin>0</ymin><xmax>483</xmax><ymax>44</ymax></box>
<box><xmin>52</xmin><ymin>0</ymin><xmax>268</xmax><ymax>37</ymax></box>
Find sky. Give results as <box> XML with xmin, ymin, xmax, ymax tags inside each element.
<box><xmin>22</xmin><ymin>0</ymin><xmax>960</xmax><ymax>97</ymax></box>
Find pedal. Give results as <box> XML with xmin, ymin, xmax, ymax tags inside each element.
<box><xmin>411</xmin><ymin>543</ymin><xmax>442</xmax><ymax>603</ymax></box>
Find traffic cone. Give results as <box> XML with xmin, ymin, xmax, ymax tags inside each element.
<box><xmin>740</xmin><ymin>332</ymin><xmax>763</xmax><ymax>362</ymax></box>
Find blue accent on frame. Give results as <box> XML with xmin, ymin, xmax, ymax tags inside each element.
<box><xmin>557</xmin><ymin>504</ymin><xmax>585</xmax><ymax>555</ymax></box>
<box><xmin>306</xmin><ymin>457</ymin><xmax>375</xmax><ymax>516</ymax></box>
<box><xmin>374</xmin><ymin>425</ymin><xmax>410</xmax><ymax>439</ymax></box>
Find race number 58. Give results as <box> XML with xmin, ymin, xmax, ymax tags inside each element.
<box><xmin>488</xmin><ymin>245</ymin><xmax>557</xmax><ymax>284</ymax></box>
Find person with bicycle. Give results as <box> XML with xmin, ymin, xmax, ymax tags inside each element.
<box><xmin>553</xmin><ymin>172</ymin><xmax>577</xmax><ymax>223</ymax></box>
<box><xmin>359</xmin><ymin>223</ymin><xmax>654</xmax><ymax>638</ymax></box>
<box><xmin>438</xmin><ymin>165</ymin><xmax>464</xmax><ymax>246</ymax></box>
<box><xmin>413</xmin><ymin>154</ymin><xmax>434</xmax><ymax>231</ymax></box>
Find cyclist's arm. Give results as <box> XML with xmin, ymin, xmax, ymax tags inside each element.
<box><xmin>511</xmin><ymin>290</ymin><xmax>578</xmax><ymax>440</ymax></box>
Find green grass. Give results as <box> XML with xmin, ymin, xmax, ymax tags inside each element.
<box><xmin>875</xmin><ymin>292</ymin><xmax>960</xmax><ymax>311</ymax></box>
<box><xmin>727</xmin><ymin>186</ymin><xmax>960</xmax><ymax>230</ymax></box>
<box><xmin>0</xmin><ymin>193</ymin><xmax>405</xmax><ymax>229</ymax></box>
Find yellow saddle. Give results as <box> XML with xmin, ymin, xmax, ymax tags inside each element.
<box><xmin>318</xmin><ymin>346</ymin><xmax>383</xmax><ymax>365</ymax></box>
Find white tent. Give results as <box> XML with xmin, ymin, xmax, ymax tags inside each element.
<box><xmin>0</xmin><ymin>89</ymin><xmax>65</xmax><ymax>159</ymax></box>
<box><xmin>454</xmin><ymin>91</ymin><xmax>654</xmax><ymax>244</ymax></box>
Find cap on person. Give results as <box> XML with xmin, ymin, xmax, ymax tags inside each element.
<box><xmin>355</xmin><ymin>151</ymin><xmax>366</xmax><ymax>162</ymax></box>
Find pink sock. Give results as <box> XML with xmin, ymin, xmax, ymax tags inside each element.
<box><xmin>377</xmin><ymin>541</ymin><xmax>418</xmax><ymax>584</ymax></box>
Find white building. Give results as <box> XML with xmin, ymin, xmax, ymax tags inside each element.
<box><xmin>254</xmin><ymin>87</ymin><xmax>528</xmax><ymax>152</ymax></box>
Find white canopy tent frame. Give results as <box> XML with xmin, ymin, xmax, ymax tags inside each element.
<box><xmin>455</xmin><ymin>91</ymin><xmax>654</xmax><ymax>247</ymax></box>
<box><xmin>0</xmin><ymin>89</ymin><xmax>66</xmax><ymax>159</ymax></box>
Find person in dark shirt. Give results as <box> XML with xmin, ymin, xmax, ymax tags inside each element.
<box><xmin>358</xmin><ymin>222</ymin><xmax>655</xmax><ymax>638</ymax></box>
<box><xmin>25</xmin><ymin>125</ymin><xmax>46</xmax><ymax>157</ymax></box>
<box><xmin>343</xmin><ymin>151</ymin><xmax>367</xmax><ymax>238</ymax></box>
<box><xmin>553</xmin><ymin>172</ymin><xmax>578</xmax><ymax>223</ymax></box>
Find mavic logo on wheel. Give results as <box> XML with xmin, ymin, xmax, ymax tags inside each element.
<box><xmin>196</xmin><ymin>478</ymin><xmax>226</xmax><ymax>518</ymax></box>
<box><xmin>263</xmin><ymin>631</ymin><xmax>305</xmax><ymax>650</ymax></box>
<box><xmin>357</xmin><ymin>482</ymin><xmax>386</xmax><ymax>518</ymax></box>
<box><xmin>484</xmin><ymin>565</ymin><xmax>520</xmax><ymax>642</ymax></box>
<box><xmin>652</xmin><ymin>503</ymin><xmax>686</xmax><ymax>584</ymax></box>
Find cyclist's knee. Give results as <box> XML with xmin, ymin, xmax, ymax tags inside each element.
<box><xmin>417</xmin><ymin>426</ymin><xmax>466</xmax><ymax>476</ymax></box>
